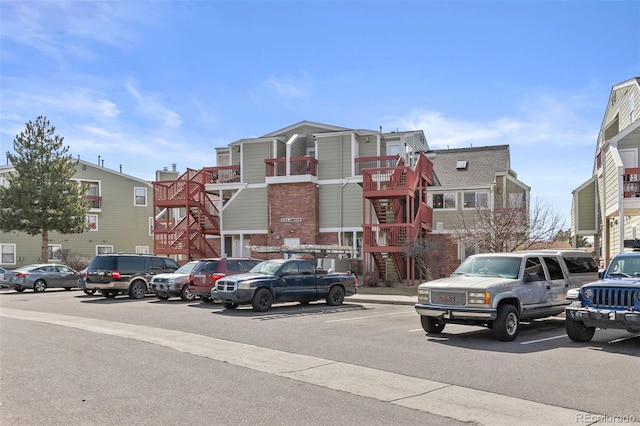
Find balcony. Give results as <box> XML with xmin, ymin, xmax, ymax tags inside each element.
<box><xmin>86</xmin><ymin>195</ymin><xmax>102</xmax><ymax>209</ymax></box>
<box><xmin>265</xmin><ymin>156</ymin><xmax>318</xmax><ymax>177</ymax></box>
<box><xmin>354</xmin><ymin>155</ymin><xmax>400</xmax><ymax>175</ymax></box>
<box><xmin>623</xmin><ymin>168</ymin><xmax>640</xmax><ymax>198</ymax></box>
<box><xmin>202</xmin><ymin>165</ymin><xmax>241</xmax><ymax>184</ymax></box>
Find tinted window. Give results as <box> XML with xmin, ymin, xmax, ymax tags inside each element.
<box><xmin>564</xmin><ymin>256</ymin><xmax>598</xmax><ymax>273</ymax></box>
<box><xmin>543</xmin><ymin>257</ymin><xmax>564</xmax><ymax>280</ymax></box>
<box><xmin>150</xmin><ymin>257</ymin><xmax>164</xmax><ymax>269</ymax></box>
<box><xmin>116</xmin><ymin>256</ymin><xmax>146</xmax><ymax>272</ymax></box>
<box><xmin>164</xmin><ymin>258</ymin><xmax>180</xmax><ymax>269</ymax></box>
<box><xmin>193</xmin><ymin>260</ymin><xmax>219</xmax><ymax>273</ymax></box>
<box><xmin>88</xmin><ymin>256</ymin><xmax>116</xmax><ymax>270</ymax></box>
<box><xmin>225</xmin><ymin>260</ymin><xmax>240</xmax><ymax>272</ymax></box>
<box><xmin>239</xmin><ymin>260</ymin><xmax>259</xmax><ymax>272</ymax></box>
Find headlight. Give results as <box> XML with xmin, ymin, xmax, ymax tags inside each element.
<box><xmin>467</xmin><ymin>291</ymin><xmax>490</xmax><ymax>305</ymax></box>
<box><xmin>418</xmin><ymin>288</ymin><xmax>430</xmax><ymax>303</ymax></box>
<box><xmin>238</xmin><ymin>281</ymin><xmax>251</xmax><ymax>290</ymax></box>
<box><xmin>167</xmin><ymin>278</ymin><xmax>176</xmax><ymax>285</ymax></box>
<box><xmin>583</xmin><ymin>288</ymin><xmax>593</xmax><ymax>300</ymax></box>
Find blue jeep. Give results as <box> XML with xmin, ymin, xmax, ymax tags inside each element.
<box><xmin>565</xmin><ymin>253</ymin><xmax>640</xmax><ymax>342</ymax></box>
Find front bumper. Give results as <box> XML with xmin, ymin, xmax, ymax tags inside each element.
<box><xmin>415</xmin><ymin>303</ymin><xmax>497</xmax><ymax>320</ymax></box>
<box><xmin>216</xmin><ymin>289</ymin><xmax>254</xmax><ymax>304</ymax></box>
<box><xmin>566</xmin><ymin>306</ymin><xmax>640</xmax><ymax>331</ymax></box>
<box><xmin>150</xmin><ymin>283</ymin><xmax>182</xmax><ymax>297</ymax></box>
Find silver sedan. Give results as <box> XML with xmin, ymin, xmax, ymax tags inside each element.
<box><xmin>1</xmin><ymin>264</ymin><xmax>80</xmax><ymax>293</ymax></box>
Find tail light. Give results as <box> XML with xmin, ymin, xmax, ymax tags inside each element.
<box><xmin>15</xmin><ymin>272</ymin><xmax>29</xmax><ymax>278</ymax></box>
<box><xmin>111</xmin><ymin>271</ymin><xmax>121</xmax><ymax>279</ymax></box>
<box><xmin>210</xmin><ymin>273</ymin><xmax>225</xmax><ymax>283</ymax></box>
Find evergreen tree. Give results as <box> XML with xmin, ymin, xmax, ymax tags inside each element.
<box><xmin>0</xmin><ymin>116</ymin><xmax>89</xmax><ymax>262</ymax></box>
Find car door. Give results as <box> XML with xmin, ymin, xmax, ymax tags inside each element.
<box><xmin>541</xmin><ymin>256</ymin><xmax>570</xmax><ymax>308</ymax></box>
<box><xmin>518</xmin><ymin>256</ymin><xmax>548</xmax><ymax>309</ymax></box>
<box><xmin>41</xmin><ymin>265</ymin><xmax>61</xmax><ymax>287</ymax></box>
<box><xmin>277</xmin><ymin>261</ymin><xmax>303</xmax><ymax>302</ymax></box>
<box><xmin>55</xmin><ymin>265</ymin><xmax>79</xmax><ymax>287</ymax></box>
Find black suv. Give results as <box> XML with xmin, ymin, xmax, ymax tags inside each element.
<box><xmin>84</xmin><ymin>253</ymin><xmax>180</xmax><ymax>299</ymax></box>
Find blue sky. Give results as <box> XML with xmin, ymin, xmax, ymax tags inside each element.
<box><xmin>1</xmin><ymin>1</ymin><xmax>639</xmax><ymax>225</ymax></box>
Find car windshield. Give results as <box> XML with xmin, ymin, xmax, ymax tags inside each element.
<box><xmin>174</xmin><ymin>261</ymin><xmax>198</xmax><ymax>274</ymax></box>
<box><xmin>606</xmin><ymin>257</ymin><xmax>640</xmax><ymax>277</ymax></box>
<box><xmin>452</xmin><ymin>256</ymin><xmax>521</xmax><ymax>279</ymax></box>
<box><xmin>250</xmin><ymin>260</ymin><xmax>284</xmax><ymax>275</ymax></box>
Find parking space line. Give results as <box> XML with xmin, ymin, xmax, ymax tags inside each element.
<box><xmin>325</xmin><ymin>311</ymin><xmax>413</xmax><ymax>323</ymax></box>
<box><xmin>519</xmin><ymin>334</ymin><xmax>567</xmax><ymax>345</ymax></box>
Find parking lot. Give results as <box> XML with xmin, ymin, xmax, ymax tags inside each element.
<box><xmin>1</xmin><ymin>288</ymin><xmax>638</xmax><ymax>425</ymax></box>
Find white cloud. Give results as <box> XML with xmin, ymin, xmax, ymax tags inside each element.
<box><xmin>126</xmin><ymin>82</ymin><xmax>183</xmax><ymax>128</ymax></box>
<box><xmin>265</xmin><ymin>75</ymin><xmax>310</xmax><ymax>98</ymax></box>
<box><xmin>0</xmin><ymin>1</ymin><xmax>155</xmax><ymax>62</ymax></box>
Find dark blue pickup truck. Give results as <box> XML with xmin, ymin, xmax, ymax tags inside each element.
<box><xmin>214</xmin><ymin>258</ymin><xmax>358</xmax><ymax>311</ymax></box>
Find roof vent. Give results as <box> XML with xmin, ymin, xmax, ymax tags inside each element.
<box><xmin>456</xmin><ymin>160</ymin><xmax>468</xmax><ymax>170</ymax></box>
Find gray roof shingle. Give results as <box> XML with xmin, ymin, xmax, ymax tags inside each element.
<box><xmin>427</xmin><ymin>145</ymin><xmax>511</xmax><ymax>186</ymax></box>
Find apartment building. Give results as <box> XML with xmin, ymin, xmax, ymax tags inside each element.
<box><xmin>572</xmin><ymin>77</ymin><xmax>640</xmax><ymax>266</ymax></box>
<box><xmin>0</xmin><ymin>160</ymin><xmax>178</xmax><ymax>268</ymax></box>
<box><xmin>153</xmin><ymin>120</ymin><xmax>529</xmax><ymax>283</ymax></box>
<box><xmin>426</xmin><ymin>145</ymin><xmax>531</xmax><ymax>275</ymax></box>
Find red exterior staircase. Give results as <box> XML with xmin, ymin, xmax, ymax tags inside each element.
<box><xmin>152</xmin><ymin>168</ymin><xmax>221</xmax><ymax>259</ymax></box>
<box><xmin>360</xmin><ymin>153</ymin><xmax>433</xmax><ymax>285</ymax></box>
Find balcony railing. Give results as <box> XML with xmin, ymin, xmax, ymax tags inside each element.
<box><xmin>623</xmin><ymin>168</ymin><xmax>640</xmax><ymax>198</ymax></box>
<box><xmin>86</xmin><ymin>195</ymin><xmax>102</xmax><ymax>209</ymax></box>
<box><xmin>202</xmin><ymin>165</ymin><xmax>241</xmax><ymax>183</ymax></box>
<box><xmin>354</xmin><ymin>155</ymin><xmax>401</xmax><ymax>175</ymax></box>
<box><xmin>265</xmin><ymin>156</ymin><xmax>318</xmax><ymax>177</ymax></box>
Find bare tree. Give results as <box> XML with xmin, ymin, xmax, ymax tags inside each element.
<box><xmin>450</xmin><ymin>196</ymin><xmax>565</xmax><ymax>253</ymax></box>
<box><xmin>403</xmin><ymin>235</ymin><xmax>448</xmax><ymax>281</ymax></box>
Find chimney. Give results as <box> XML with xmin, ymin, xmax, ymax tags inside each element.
<box><xmin>172</xmin><ymin>163</ymin><xmax>177</xmax><ymax>172</ymax></box>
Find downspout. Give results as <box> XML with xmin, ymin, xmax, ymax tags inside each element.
<box><xmin>339</xmin><ymin>133</ymin><xmax>343</xmax><ymax>246</ymax></box>
<box><xmin>618</xmin><ymin>164</ymin><xmax>625</xmax><ymax>254</ymax></box>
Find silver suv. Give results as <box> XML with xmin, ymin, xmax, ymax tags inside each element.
<box><xmin>85</xmin><ymin>253</ymin><xmax>180</xmax><ymax>299</ymax></box>
<box><xmin>415</xmin><ymin>250</ymin><xmax>598</xmax><ymax>341</ymax></box>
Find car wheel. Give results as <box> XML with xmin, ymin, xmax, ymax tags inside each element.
<box><xmin>493</xmin><ymin>304</ymin><xmax>519</xmax><ymax>341</ymax></box>
<box><xmin>200</xmin><ymin>296</ymin><xmax>215</xmax><ymax>304</ymax></box>
<box><xmin>222</xmin><ymin>302</ymin><xmax>237</xmax><ymax>309</ymax></box>
<box><xmin>326</xmin><ymin>286</ymin><xmax>345</xmax><ymax>306</ymax></box>
<box><xmin>129</xmin><ymin>281</ymin><xmax>146</xmax><ymax>299</ymax></box>
<box><xmin>251</xmin><ymin>288</ymin><xmax>273</xmax><ymax>312</ymax></box>
<box><xmin>566</xmin><ymin>303</ymin><xmax>596</xmax><ymax>342</ymax></box>
<box><xmin>83</xmin><ymin>288</ymin><xmax>97</xmax><ymax>295</ymax></box>
<box><xmin>420</xmin><ymin>316</ymin><xmax>446</xmax><ymax>334</ymax></box>
<box><xmin>15</xmin><ymin>285</ymin><xmax>25</xmax><ymax>293</ymax></box>
<box><xmin>33</xmin><ymin>279</ymin><xmax>47</xmax><ymax>293</ymax></box>
<box><xmin>180</xmin><ymin>285</ymin><xmax>196</xmax><ymax>301</ymax></box>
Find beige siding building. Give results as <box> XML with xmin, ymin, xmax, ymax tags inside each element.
<box><xmin>0</xmin><ymin>160</ymin><xmax>177</xmax><ymax>268</ymax></box>
<box><xmin>572</xmin><ymin>77</ymin><xmax>640</xmax><ymax>266</ymax></box>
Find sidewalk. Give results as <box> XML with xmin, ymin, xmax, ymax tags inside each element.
<box><xmin>349</xmin><ymin>292</ymin><xmax>417</xmax><ymax>306</ymax></box>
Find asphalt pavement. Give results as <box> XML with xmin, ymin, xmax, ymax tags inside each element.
<box><xmin>350</xmin><ymin>292</ymin><xmax>417</xmax><ymax>306</ymax></box>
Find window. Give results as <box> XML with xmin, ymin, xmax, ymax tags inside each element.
<box><xmin>456</xmin><ymin>160</ymin><xmax>468</xmax><ymax>170</ymax></box>
<box><xmin>48</xmin><ymin>244</ymin><xmax>62</xmax><ymax>261</ymax></box>
<box><xmin>432</xmin><ymin>192</ymin><xmax>456</xmax><ymax>209</ymax></box>
<box><xmin>136</xmin><ymin>246</ymin><xmax>149</xmax><ymax>254</ymax></box>
<box><xmin>543</xmin><ymin>257</ymin><xmax>564</xmax><ymax>280</ymax></box>
<box><xmin>463</xmin><ymin>191</ymin><xmax>489</xmax><ymax>209</ymax></box>
<box><xmin>508</xmin><ymin>193</ymin><xmax>524</xmax><ymax>208</ymax></box>
<box><xmin>524</xmin><ymin>257</ymin><xmax>545</xmax><ymax>281</ymax></box>
<box><xmin>1</xmin><ymin>244</ymin><xmax>16</xmax><ymax>265</ymax></box>
<box><xmin>149</xmin><ymin>217</ymin><xmax>154</xmax><ymax>236</ymax></box>
<box><xmin>96</xmin><ymin>245</ymin><xmax>113</xmax><ymax>255</ymax></box>
<box><xmin>134</xmin><ymin>187</ymin><xmax>147</xmax><ymax>206</ymax></box>
<box><xmin>463</xmin><ymin>244</ymin><xmax>477</xmax><ymax>260</ymax></box>
<box><xmin>84</xmin><ymin>181</ymin><xmax>101</xmax><ymax>209</ymax></box>
<box><xmin>87</xmin><ymin>214</ymin><xmax>98</xmax><ymax>231</ymax></box>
